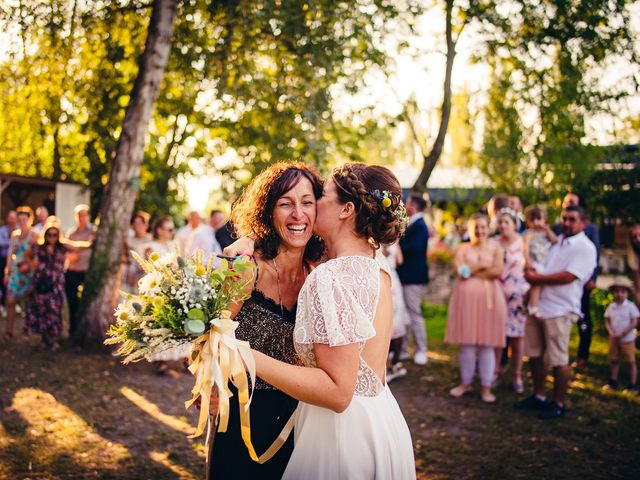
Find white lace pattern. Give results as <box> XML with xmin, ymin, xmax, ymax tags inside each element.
<box><xmin>294</xmin><ymin>252</ymin><xmax>391</xmax><ymax>397</ymax></box>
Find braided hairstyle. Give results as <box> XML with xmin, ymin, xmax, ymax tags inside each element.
<box><xmin>331</xmin><ymin>163</ymin><xmax>407</xmax><ymax>247</ymax></box>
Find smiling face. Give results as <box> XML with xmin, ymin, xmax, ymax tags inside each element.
<box><xmin>497</xmin><ymin>214</ymin><xmax>516</xmax><ymax>237</ymax></box>
<box><xmin>158</xmin><ymin>219</ymin><xmax>175</xmax><ymax>241</ymax></box>
<box><xmin>45</xmin><ymin>228</ymin><xmax>60</xmax><ymax>245</ymax></box>
<box><xmin>17</xmin><ymin>212</ymin><xmax>31</xmax><ymax>230</ymax></box>
<box><xmin>469</xmin><ymin>216</ymin><xmax>489</xmax><ymax>243</ymax></box>
<box><xmin>272</xmin><ymin>177</ymin><xmax>317</xmax><ymax>251</ymax></box>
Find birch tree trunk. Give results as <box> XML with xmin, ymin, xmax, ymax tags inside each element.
<box><xmin>75</xmin><ymin>0</ymin><xmax>178</xmax><ymax>347</ymax></box>
<box><xmin>412</xmin><ymin>0</ymin><xmax>456</xmax><ymax>193</ymax></box>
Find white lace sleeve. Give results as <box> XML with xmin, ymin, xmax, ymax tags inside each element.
<box><xmin>294</xmin><ymin>258</ymin><xmax>378</xmax><ymax>347</ymax></box>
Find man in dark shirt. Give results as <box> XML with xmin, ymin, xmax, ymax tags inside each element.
<box><xmin>552</xmin><ymin>192</ymin><xmax>600</xmax><ymax>369</ymax></box>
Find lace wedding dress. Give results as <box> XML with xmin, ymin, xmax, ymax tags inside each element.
<box><xmin>282</xmin><ymin>254</ymin><xmax>416</xmax><ymax>479</ymax></box>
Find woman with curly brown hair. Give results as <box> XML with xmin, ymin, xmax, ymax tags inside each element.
<box><xmin>244</xmin><ymin>163</ymin><xmax>415</xmax><ymax>479</ymax></box>
<box><xmin>208</xmin><ymin>162</ymin><xmax>325</xmax><ymax>479</ymax></box>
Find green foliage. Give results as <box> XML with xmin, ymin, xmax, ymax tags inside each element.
<box><xmin>590</xmin><ymin>287</ymin><xmax>614</xmax><ymax>337</ymax></box>
<box><xmin>475</xmin><ymin>0</ymin><xmax>638</xmax><ymax>199</ymax></box>
<box><xmin>0</xmin><ymin>0</ymin><xmax>419</xmax><ymax>215</ymax></box>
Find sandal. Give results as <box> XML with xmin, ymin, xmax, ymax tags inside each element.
<box><xmin>511</xmin><ymin>378</ymin><xmax>524</xmax><ymax>394</ymax></box>
<box><xmin>449</xmin><ymin>384</ymin><xmax>473</xmax><ymax>398</ymax></box>
<box><xmin>480</xmin><ymin>388</ymin><xmax>496</xmax><ymax>403</ymax></box>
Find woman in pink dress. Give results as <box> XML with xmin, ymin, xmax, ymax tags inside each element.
<box><xmin>445</xmin><ymin>213</ymin><xmax>507</xmax><ymax>403</ymax></box>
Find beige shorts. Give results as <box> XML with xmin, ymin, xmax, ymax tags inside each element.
<box><xmin>525</xmin><ymin>314</ymin><xmax>578</xmax><ymax>367</ymax></box>
<box><xmin>609</xmin><ymin>340</ymin><xmax>636</xmax><ymax>363</ymax></box>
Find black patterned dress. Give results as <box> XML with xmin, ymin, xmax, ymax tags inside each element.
<box><xmin>208</xmin><ymin>289</ymin><xmax>299</xmax><ymax>479</ymax></box>
<box><xmin>24</xmin><ymin>244</ymin><xmax>67</xmax><ymax>345</ymax></box>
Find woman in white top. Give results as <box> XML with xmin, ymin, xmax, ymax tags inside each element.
<box><xmin>145</xmin><ymin>216</ymin><xmax>175</xmax><ymax>257</ymax></box>
<box><xmin>250</xmin><ymin>163</ymin><xmax>416</xmax><ymax>479</ymax></box>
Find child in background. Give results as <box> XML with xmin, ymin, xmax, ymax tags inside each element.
<box><xmin>604</xmin><ymin>277</ymin><xmax>639</xmax><ymax>392</ymax></box>
<box><xmin>522</xmin><ymin>205</ymin><xmax>558</xmax><ymax>316</ymax></box>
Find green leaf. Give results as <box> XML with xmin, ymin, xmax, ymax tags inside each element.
<box><xmin>187</xmin><ymin>308</ymin><xmax>205</xmax><ymax>321</ymax></box>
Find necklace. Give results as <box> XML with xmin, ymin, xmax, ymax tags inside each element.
<box><xmin>271</xmin><ymin>257</ymin><xmax>305</xmax><ymax>316</ymax></box>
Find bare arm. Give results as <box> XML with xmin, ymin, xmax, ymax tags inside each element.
<box><xmin>475</xmin><ymin>245</ymin><xmax>504</xmax><ymax>280</ymax></box>
<box><xmin>395</xmin><ymin>245</ymin><xmax>404</xmax><ymax>266</ymax></box>
<box><xmin>223</xmin><ymin>236</ymin><xmax>256</xmax><ymax>257</ymax></box>
<box><xmin>253</xmin><ymin>342</ymin><xmax>360</xmax><ymax>413</ymax></box>
<box><xmin>620</xmin><ymin>316</ymin><xmax>640</xmax><ymax>338</ymax></box>
<box><xmin>545</xmin><ymin>226</ymin><xmax>558</xmax><ymax>245</ymax></box>
<box><xmin>604</xmin><ymin>317</ymin><xmax>615</xmax><ymax>337</ymax></box>
<box><xmin>525</xmin><ymin>269</ymin><xmax>577</xmax><ymax>285</ymax></box>
<box><xmin>64</xmin><ymin>239</ymin><xmax>92</xmax><ymax>251</ymax></box>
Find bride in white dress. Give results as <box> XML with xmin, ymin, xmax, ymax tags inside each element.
<box><xmin>251</xmin><ymin>163</ymin><xmax>416</xmax><ymax>479</ymax></box>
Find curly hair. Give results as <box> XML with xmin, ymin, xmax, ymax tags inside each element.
<box><xmin>231</xmin><ymin>162</ymin><xmax>325</xmax><ymax>261</ymax></box>
<box><xmin>331</xmin><ymin>163</ymin><xmax>407</xmax><ymax>246</ymax></box>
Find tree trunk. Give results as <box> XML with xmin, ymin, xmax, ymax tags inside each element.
<box><xmin>412</xmin><ymin>0</ymin><xmax>456</xmax><ymax>193</ymax></box>
<box><xmin>75</xmin><ymin>0</ymin><xmax>178</xmax><ymax>348</ymax></box>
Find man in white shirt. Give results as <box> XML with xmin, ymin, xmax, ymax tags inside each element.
<box><xmin>32</xmin><ymin>206</ymin><xmax>49</xmax><ymax>233</ymax></box>
<box><xmin>175</xmin><ymin>211</ymin><xmax>221</xmax><ymax>261</ymax></box>
<box><xmin>515</xmin><ymin>205</ymin><xmax>597</xmax><ymax>419</ymax></box>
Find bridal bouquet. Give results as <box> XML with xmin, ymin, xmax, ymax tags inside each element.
<box><xmin>105</xmin><ymin>250</ymin><xmax>262</xmax><ymax>451</ymax></box>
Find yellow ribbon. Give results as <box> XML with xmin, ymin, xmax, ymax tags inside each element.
<box><xmin>483</xmin><ymin>280</ymin><xmax>494</xmax><ymax>310</ymax></box>
<box><xmin>185</xmin><ymin>312</ymin><xmax>294</xmax><ymax>464</ymax></box>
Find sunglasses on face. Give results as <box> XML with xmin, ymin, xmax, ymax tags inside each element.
<box><xmin>45</xmin><ymin>231</ymin><xmax>59</xmax><ymax>237</ymax></box>
<box><xmin>561</xmin><ymin>216</ymin><xmax>579</xmax><ymax>222</ymax></box>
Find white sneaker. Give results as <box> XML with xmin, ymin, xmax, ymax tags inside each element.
<box><xmin>387</xmin><ymin>363</ymin><xmax>408</xmax><ymax>383</ymax></box>
<box><xmin>414</xmin><ymin>351</ymin><xmax>428</xmax><ymax>366</ymax></box>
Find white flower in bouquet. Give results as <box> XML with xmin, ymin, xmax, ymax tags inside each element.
<box><xmin>138</xmin><ymin>270</ymin><xmax>163</xmax><ymax>296</ymax></box>
<box><xmin>106</xmin><ymin>252</ymin><xmax>265</xmax><ymax>452</ymax></box>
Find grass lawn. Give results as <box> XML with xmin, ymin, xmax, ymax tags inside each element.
<box><xmin>1</xmin><ymin>306</ymin><xmax>639</xmax><ymax>479</ymax></box>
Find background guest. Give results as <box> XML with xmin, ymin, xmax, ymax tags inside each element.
<box><xmin>383</xmin><ymin>242</ymin><xmax>410</xmax><ymax>382</ymax></box>
<box><xmin>209</xmin><ymin>209</ymin><xmax>226</xmax><ymax>232</ymax></box>
<box><xmin>32</xmin><ymin>206</ymin><xmax>49</xmax><ymax>233</ymax></box>
<box><xmin>604</xmin><ymin>277</ymin><xmax>639</xmax><ymax>391</ymax></box>
<box><xmin>175</xmin><ymin>211</ymin><xmax>221</xmax><ymax>259</ymax></box>
<box><xmin>65</xmin><ymin>204</ymin><xmax>96</xmax><ymax>339</ymax></box>
<box><xmin>24</xmin><ymin>218</ymin><xmax>91</xmax><ymax>350</ymax></box>
<box><xmin>122</xmin><ymin>210</ymin><xmax>151</xmax><ymax>293</ymax></box>
<box><xmin>3</xmin><ymin>206</ymin><xmax>37</xmax><ymax>341</ymax></box>
<box><xmin>397</xmin><ymin>192</ymin><xmax>430</xmax><ymax>366</ymax></box>
<box><xmin>495</xmin><ymin>208</ymin><xmax>529</xmax><ymax>393</ymax></box>
<box><xmin>627</xmin><ymin>224</ymin><xmax>640</xmax><ymax>300</ymax></box>
<box><xmin>446</xmin><ymin>213</ymin><xmax>507</xmax><ymax>403</ymax></box>
<box><xmin>0</xmin><ymin>210</ymin><xmax>18</xmax><ymax>312</ymax></box>
<box><xmin>523</xmin><ymin>205</ymin><xmax>557</xmax><ymax>317</ymax></box>
<box><xmin>553</xmin><ymin>192</ymin><xmax>600</xmax><ymax>369</ymax></box>
<box><xmin>519</xmin><ymin>205</ymin><xmax>597</xmax><ymax>419</ymax></box>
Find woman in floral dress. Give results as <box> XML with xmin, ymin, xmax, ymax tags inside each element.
<box><xmin>24</xmin><ymin>218</ymin><xmax>91</xmax><ymax>349</ymax></box>
<box><xmin>495</xmin><ymin>208</ymin><xmax>529</xmax><ymax>392</ymax></box>
<box><xmin>3</xmin><ymin>206</ymin><xmax>37</xmax><ymax>341</ymax></box>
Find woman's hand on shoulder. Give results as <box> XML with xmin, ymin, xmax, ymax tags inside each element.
<box><xmin>222</xmin><ymin>236</ymin><xmax>256</xmax><ymax>258</ymax></box>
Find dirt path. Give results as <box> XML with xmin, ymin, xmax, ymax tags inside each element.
<box><xmin>1</xmin><ymin>338</ymin><xmax>638</xmax><ymax>479</ymax></box>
